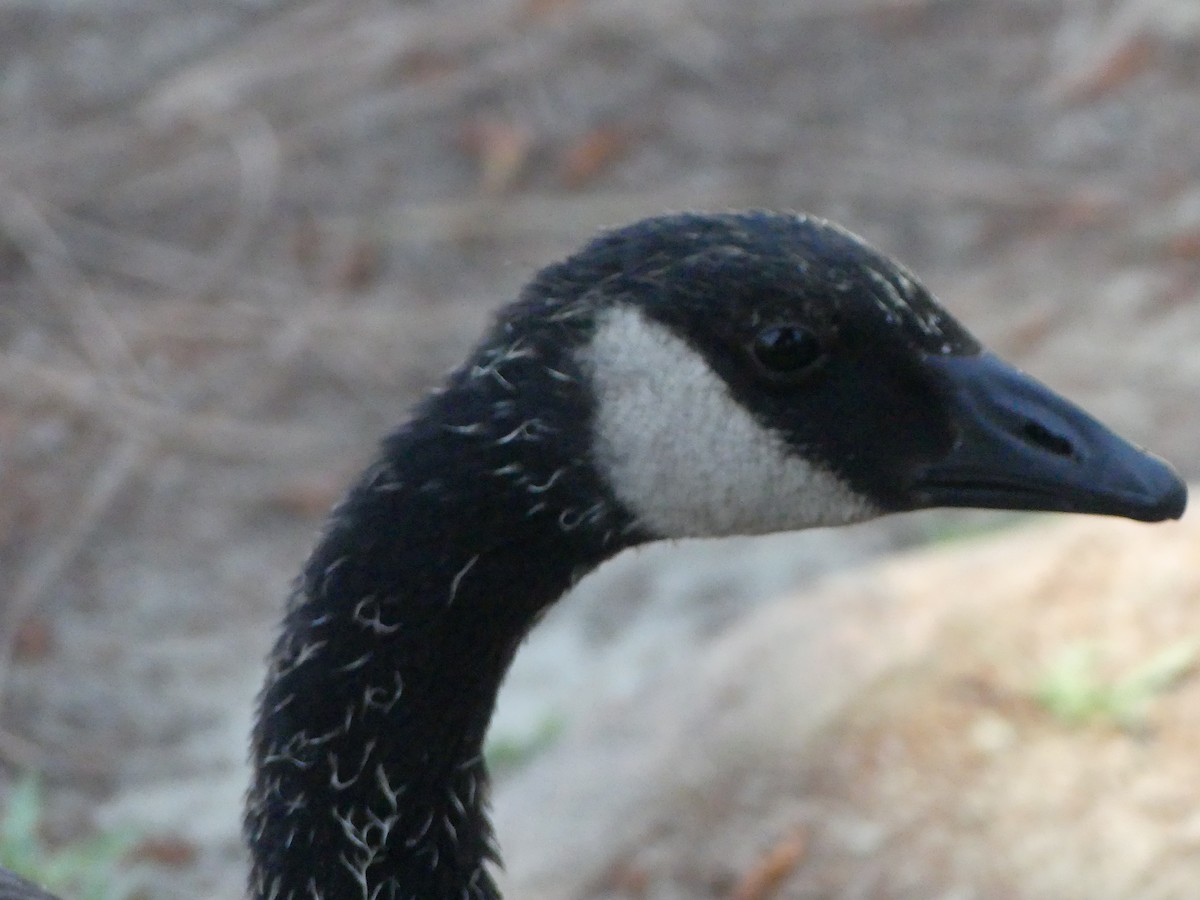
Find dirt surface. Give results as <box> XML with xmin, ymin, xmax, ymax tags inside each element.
<box><xmin>495</xmin><ymin>514</ymin><xmax>1200</xmax><ymax>899</ymax></box>
<box><xmin>0</xmin><ymin>0</ymin><xmax>1198</xmax><ymax>897</ymax></box>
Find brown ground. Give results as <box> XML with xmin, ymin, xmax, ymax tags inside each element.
<box><xmin>1</xmin><ymin>0</ymin><xmax>1199</xmax><ymax>897</ymax></box>
<box><xmin>493</xmin><ymin>515</ymin><xmax>1200</xmax><ymax>899</ymax></box>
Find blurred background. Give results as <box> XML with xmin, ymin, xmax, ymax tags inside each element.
<box><xmin>1</xmin><ymin>0</ymin><xmax>1198</xmax><ymax>897</ymax></box>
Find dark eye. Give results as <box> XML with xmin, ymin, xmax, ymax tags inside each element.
<box><xmin>750</xmin><ymin>324</ymin><xmax>825</xmax><ymax>378</ymax></box>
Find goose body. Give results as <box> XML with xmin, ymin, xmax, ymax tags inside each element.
<box><xmin>1</xmin><ymin>212</ymin><xmax>1185</xmax><ymax>900</ymax></box>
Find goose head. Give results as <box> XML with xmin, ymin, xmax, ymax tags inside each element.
<box><xmin>557</xmin><ymin>212</ymin><xmax>1185</xmax><ymax>539</ymax></box>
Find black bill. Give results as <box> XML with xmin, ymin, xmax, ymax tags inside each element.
<box><xmin>908</xmin><ymin>353</ymin><xmax>1186</xmax><ymax>523</ymax></box>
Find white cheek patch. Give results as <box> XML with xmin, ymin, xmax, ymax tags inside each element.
<box><xmin>580</xmin><ymin>305</ymin><xmax>879</xmax><ymax>539</ymax></box>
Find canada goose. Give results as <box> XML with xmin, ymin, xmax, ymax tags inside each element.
<box><xmin>0</xmin><ymin>212</ymin><xmax>1185</xmax><ymax>900</ymax></box>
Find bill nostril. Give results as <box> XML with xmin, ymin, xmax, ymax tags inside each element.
<box><xmin>1021</xmin><ymin>419</ymin><xmax>1075</xmax><ymax>458</ymax></box>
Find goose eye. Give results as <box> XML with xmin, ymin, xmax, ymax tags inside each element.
<box><xmin>750</xmin><ymin>324</ymin><xmax>825</xmax><ymax>377</ymax></box>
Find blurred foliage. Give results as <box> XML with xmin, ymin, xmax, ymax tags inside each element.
<box><xmin>1036</xmin><ymin>639</ymin><xmax>1199</xmax><ymax>729</ymax></box>
<box><xmin>0</xmin><ymin>775</ymin><xmax>136</xmax><ymax>900</ymax></box>
<box><xmin>486</xmin><ymin>713</ymin><xmax>566</xmax><ymax>776</ymax></box>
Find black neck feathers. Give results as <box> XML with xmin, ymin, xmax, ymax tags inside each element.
<box><xmin>245</xmin><ymin>317</ymin><xmax>641</xmax><ymax>899</ymax></box>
